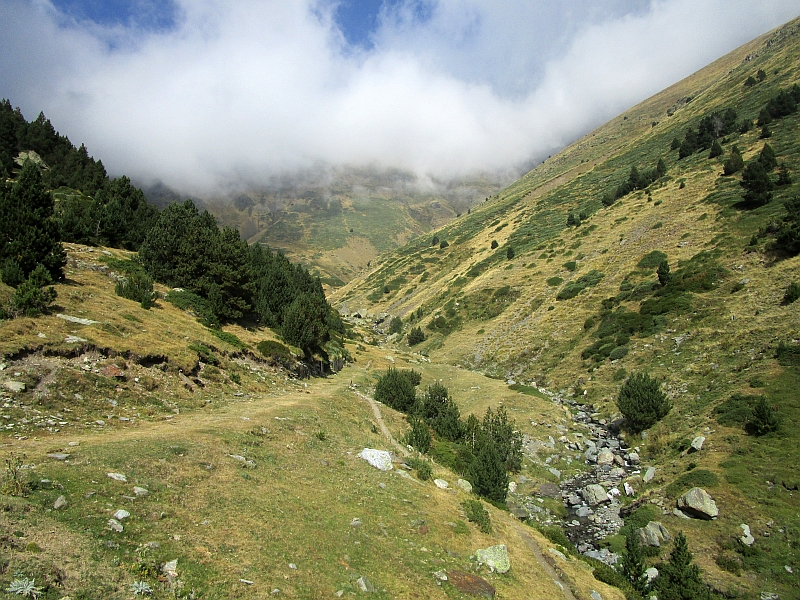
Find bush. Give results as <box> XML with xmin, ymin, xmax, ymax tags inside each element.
<box><xmin>374</xmin><ymin>367</ymin><xmax>418</xmax><ymax>412</ymax></box>
<box><xmin>609</xmin><ymin>346</ymin><xmax>629</xmax><ymax>361</ymax></box>
<box><xmin>404</xmin><ymin>417</ymin><xmax>432</xmax><ymax>454</ymax></box>
<box><xmin>506</xmin><ymin>246</ymin><xmax>515</xmax><ymax>260</ymax></box>
<box><xmin>407</xmin><ymin>326</ymin><xmax>425</xmax><ymax>346</ymax></box>
<box><xmin>439</xmin><ymin>240</ymin><xmax>449</xmax><ymax>249</ymax></box>
<box><xmin>388</xmin><ymin>316</ymin><xmax>403</xmax><ymax>335</ymax></box>
<box><xmin>782</xmin><ymin>282</ymin><xmax>800</xmax><ymax>305</ymax></box>
<box><xmin>9</xmin><ymin>265</ymin><xmax>57</xmax><ymax>317</ymax></box>
<box><xmin>1</xmin><ymin>258</ymin><xmax>25</xmax><ymax>287</ymax></box>
<box><xmin>491</xmin><ymin>240</ymin><xmax>498</xmax><ymax>249</ymax></box>
<box><xmin>462</xmin><ymin>499</ymin><xmax>492</xmax><ymax>533</ymax></box>
<box><xmin>748</xmin><ymin>397</ymin><xmax>779</xmax><ymax>436</ymax></box>
<box><xmin>406</xmin><ymin>456</ymin><xmax>432</xmax><ymax>480</ymax></box>
<box><xmin>210</xmin><ymin>329</ymin><xmax>246</xmax><ymax>349</ymax></box>
<box><xmin>257</xmin><ymin>340</ymin><xmax>292</xmax><ymax>365</ymax></box>
<box><xmin>637</xmin><ymin>250</ymin><xmax>667</xmax><ymax>269</ymax></box>
<box><xmin>115</xmin><ymin>271</ymin><xmax>155</xmax><ymax>309</ymax></box>
<box><xmin>616</xmin><ymin>372</ymin><xmax>671</xmax><ymax>433</ymax></box>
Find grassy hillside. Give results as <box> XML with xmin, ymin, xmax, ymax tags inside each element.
<box><xmin>332</xmin><ymin>17</ymin><xmax>800</xmax><ymax>598</ymax></box>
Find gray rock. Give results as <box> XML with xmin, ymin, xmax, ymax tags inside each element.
<box><xmin>108</xmin><ymin>518</ymin><xmax>123</xmax><ymax>533</ymax></box>
<box><xmin>133</xmin><ymin>486</ymin><xmax>149</xmax><ymax>497</ymax></box>
<box><xmin>53</xmin><ymin>495</ymin><xmax>67</xmax><ymax>510</ymax></box>
<box><xmin>64</xmin><ymin>335</ymin><xmax>87</xmax><ymax>343</ymax></box>
<box><xmin>637</xmin><ymin>521</ymin><xmax>670</xmax><ymax>547</ymax></box>
<box><xmin>567</xmin><ymin>493</ymin><xmax>582</xmax><ymax>506</ymax></box>
<box><xmin>677</xmin><ymin>487</ymin><xmax>718</xmax><ymax>519</ymax></box>
<box><xmin>740</xmin><ymin>524</ymin><xmax>755</xmax><ymax>546</ymax></box>
<box><xmin>548</xmin><ymin>467</ymin><xmax>561</xmax><ymax>479</ymax></box>
<box><xmin>457</xmin><ymin>479</ymin><xmax>473</xmax><ymax>493</ymax></box>
<box><xmin>760</xmin><ymin>593</ymin><xmax>779</xmax><ymax>600</ymax></box>
<box><xmin>358</xmin><ymin>448</ymin><xmax>393</xmax><ymax>471</ymax></box>
<box><xmin>582</xmin><ymin>484</ymin><xmax>609</xmax><ymax>506</ymax></box>
<box><xmin>113</xmin><ymin>509</ymin><xmax>130</xmax><ymax>521</ymax></box>
<box><xmin>576</xmin><ymin>506</ymin><xmax>593</xmax><ymax>518</ymax></box>
<box><xmin>645</xmin><ymin>567</ymin><xmax>659</xmax><ymax>583</ymax></box>
<box><xmin>434</xmin><ymin>479</ymin><xmax>449</xmax><ymax>489</ymax></box>
<box><xmin>689</xmin><ymin>436</ymin><xmax>705</xmax><ymax>453</ymax></box>
<box><xmin>57</xmin><ymin>313</ymin><xmax>98</xmax><ymax>325</ymax></box>
<box><xmin>107</xmin><ymin>472</ymin><xmax>127</xmax><ymax>482</ymax></box>
<box><xmin>672</xmin><ymin>508</ymin><xmax>690</xmax><ymax>519</ymax></box>
<box><xmin>350</xmin><ymin>518</ymin><xmax>362</xmax><ymax>528</ymax></box>
<box><xmin>46</xmin><ymin>452</ymin><xmax>70</xmax><ymax>461</ymax></box>
<box><xmin>475</xmin><ymin>544</ymin><xmax>510</xmax><ymax>574</ymax></box>
<box><xmin>591</xmin><ymin>592</ymin><xmax>603</xmax><ymax>600</ymax></box>
<box><xmin>162</xmin><ymin>559</ymin><xmax>178</xmax><ymax>577</ymax></box>
<box><xmin>643</xmin><ymin>467</ymin><xmax>656</xmax><ymax>483</ymax></box>
<box><xmin>357</xmin><ymin>576</ymin><xmax>375</xmax><ymax>593</ymax></box>
<box><xmin>596</xmin><ymin>449</ymin><xmax>615</xmax><ymax>465</ymax></box>
<box><xmin>3</xmin><ymin>381</ymin><xmax>25</xmax><ymax>393</ymax></box>
<box><xmin>229</xmin><ymin>454</ymin><xmax>256</xmax><ymax>468</ymax></box>
<box><xmin>433</xmin><ymin>570</ymin><xmax>448</xmax><ymax>581</ymax></box>
<box><xmin>627</xmin><ymin>452</ymin><xmax>640</xmax><ymax>464</ymax></box>
<box><xmin>506</xmin><ymin>498</ymin><xmax>529</xmax><ymax>520</ymax></box>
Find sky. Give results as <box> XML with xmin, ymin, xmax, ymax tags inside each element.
<box><xmin>1</xmin><ymin>0</ymin><xmax>799</xmax><ymax>195</ymax></box>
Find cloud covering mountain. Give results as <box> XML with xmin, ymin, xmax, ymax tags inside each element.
<box><xmin>1</xmin><ymin>0</ymin><xmax>798</xmax><ymax>194</ymax></box>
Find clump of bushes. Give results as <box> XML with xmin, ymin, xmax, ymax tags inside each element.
<box><xmin>115</xmin><ymin>271</ymin><xmax>155</xmax><ymax>309</ymax></box>
<box><xmin>462</xmin><ymin>499</ymin><xmax>492</xmax><ymax>533</ymax></box>
<box><xmin>782</xmin><ymin>281</ymin><xmax>800</xmax><ymax>305</ymax></box>
<box><xmin>406</xmin><ymin>456</ymin><xmax>432</xmax><ymax>481</ymax></box>
<box><xmin>616</xmin><ymin>372</ymin><xmax>671</xmax><ymax>433</ymax></box>
<box><xmin>407</xmin><ymin>326</ymin><xmax>425</xmax><ymax>346</ymax></box>
<box><xmin>556</xmin><ymin>270</ymin><xmax>604</xmax><ymax>300</ymax></box>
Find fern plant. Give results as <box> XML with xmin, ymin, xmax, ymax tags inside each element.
<box><xmin>6</xmin><ymin>577</ymin><xmax>43</xmax><ymax>598</ymax></box>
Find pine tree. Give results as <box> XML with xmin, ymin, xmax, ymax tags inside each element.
<box><xmin>657</xmin><ymin>260</ymin><xmax>671</xmax><ymax>286</ymax></box>
<box><xmin>708</xmin><ymin>139</ymin><xmax>723</xmax><ymax>159</ymax></box>
<box><xmin>374</xmin><ymin>367</ymin><xmax>418</xmax><ymax>412</ymax></box>
<box><xmin>281</xmin><ymin>293</ymin><xmax>330</xmax><ymax>354</ymax></box>
<box><xmin>616</xmin><ymin>372</ymin><xmax>671</xmax><ymax>433</ymax></box>
<box><xmin>655</xmin><ymin>532</ymin><xmax>708</xmax><ymax>600</ymax></box>
<box><xmin>407</xmin><ymin>326</ymin><xmax>425</xmax><ymax>346</ymax></box>
<box><xmin>722</xmin><ymin>145</ymin><xmax>744</xmax><ymax>175</ymax></box>
<box><xmin>619</xmin><ymin>528</ymin><xmax>649</xmax><ymax>594</ymax></box>
<box><xmin>419</xmin><ymin>383</ymin><xmax>463</xmax><ymax>442</ymax></box>
<box><xmin>468</xmin><ymin>436</ymin><xmax>508</xmax><ymax>503</ymax></box>
<box><xmin>740</xmin><ymin>161</ymin><xmax>774</xmax><ymax>206</ymax></box>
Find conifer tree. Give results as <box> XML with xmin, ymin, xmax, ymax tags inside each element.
<box><xmin>619</xmin><ymin>528</ymin><xmax>649</xmax><ymax>594</ymax></box>
<box><xmin>616</xmin><ymin>372</ymin><xmax>671</xmax><ymax>433</ymax></box>
<box><xmin>655</xmin><ymin>532</ymin><xmax>709</xmax><ymax>600</ymax></box>
<box><xmin>469</xmin><ymin>436</ymin><xmax>508</xmax><ymax>503</ymax></box>
<box><xmin>657</xmin><ymin>260</ymin><xmax>671</xmax><ymax>287</ymax></box>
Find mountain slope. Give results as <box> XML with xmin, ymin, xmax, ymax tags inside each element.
<box><xmin>332</xmin><ymin>17</ymin><xmax>800</xmax><ymax>598</ymax></box>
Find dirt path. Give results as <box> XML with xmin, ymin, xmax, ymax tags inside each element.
<box><xmin>351</xmin><ymin>389</ymin><xmax>409</xmax><ymax>457</ymax></box>
<box><xmin>513</xmin><ymin>524</ymin><xmax>579</xmax><ymax>600</ymax></box>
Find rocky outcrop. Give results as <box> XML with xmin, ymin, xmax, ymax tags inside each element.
<box><xmin>475</xmin><ymin>544</ymin><xmax>510</xmax><ymax>574</ymax></box>
<box><xmin>582</xmin><ymin>484</ymin><xmax>610</xmax><ymax>506</ymax></box>
<box><xmin>637</xmin><ymin>521</ymin><xmax>670</xmax><ymax>547</ymax></box>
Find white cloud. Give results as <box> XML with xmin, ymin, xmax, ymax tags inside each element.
<box><xmin>1</xmin><ymin>0</ymin><xmax>798</xmax><ymax>195</ymax></box>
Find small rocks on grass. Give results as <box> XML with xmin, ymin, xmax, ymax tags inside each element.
<box><xmin>133</xmin><ymin>486</ymin><xmax>149</xmax><ymax>497</ymax></box>
<box><xmin>350</xmin><ymin>518</ymin><xmax>362</xmax><ymax>528</ymax></box>
<box><xmin>239</xmin><ymin>579</ymin><xmax>254</xmax><ymax>585</ymax></box>
<box><xmin>53</xmin><ymin>495</ymin><xmax>67</xmax><ymax>510</ymax></box>
<box><xmin>288</xmin><ymin>563</ymin><xmax>297</xmax><ymax>570</ymax></box>
<box><xmin>113</xmin><ymin>509</ymin><xmax>130</xmax><ymax>521</ymax></box>
<box><xmin>508</xmin><ymin>481</ymin><xmax>517</xmax><ymax>492</ymax></box>
<box><xmin>643</xmin><ymin>467</ymin><xmax>656</xmax><ymax>483</ymax></box>
<box><xmin>108</xmin><ymin>519</ymin><xmax>123</xmax><ymax>533</ymax></box>
<box><xmin>434</xmin><ymin>479</ymin><xmax>449</xmax><ymax>489</ymax></box>
<box><xmin>162</xmin><ymin>559</ymin><xmax>178</xmax><ymax>577</ymax></box>
<box><xmin>624</xmin><ymin>482</ymin><xmax>635</xmax><ymax>496</ymax></box>
<box><xmin>229</xmin><ymin>454</ymin><xmax>256</xmax><ymax>468</ymax></box>
<box><xmin>356</xmin><ymin>576</ymin><xmax>375</xmax><ymax>593</ymax></box>
<box><xmin>457</xmin><ymin>479</ymin><xmax>472</xmax><ymax>493</ymax></box>
<box><xmin>107</xmin><ymin>472</ymin><xmax>127</xmax><ymax>482</ymax></box>
<box><xmin>433</xmin><ymin>570</ymin><xmax>447</xmax><ymax>581</ymax></box>
<box><xmin>740</xmin><ymin>524</ymin><xmax>755</xmax><ymax>546</ymax></box>
<box><xmin>46</xmin><ymin>453</ymin><xmax>70</xmax><ymax>461</ymax></box>
<box><xmin>3</xmin><ymin>381</ymin><xmax>25</xmax><ymax>393</ymax></box>
<box><xmin>688</xmin><ymin>436</ymin><xmax>705</xmax><ymax>453</ymax></box>
<box><xmin>677</xmin><ymin>487</ymin><xmax>718</xmax><ymax>519</ymax></box>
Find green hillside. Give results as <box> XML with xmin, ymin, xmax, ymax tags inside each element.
<box><xmin>333</xmin><ymin>17</ymin><xmax>800</xmax><ymax>598</ymax></box>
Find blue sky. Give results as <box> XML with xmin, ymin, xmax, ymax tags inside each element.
<box><xmin>1</xmin><ymin>0</ymin><xmax>799</xmax><ymax>194</ymax></box>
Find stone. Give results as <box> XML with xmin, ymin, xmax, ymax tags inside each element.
<box><xmin>433</xmin><ymin>570</ymin><xmax>448</xmax><ymax>581</ymax></box>
<box><xmin>624</xmin><ymin>482</ymin><xmax>635</xmax><ymax>496</ymax></box>
<box><xmin>447</xmin><ymin>570</ymin><xmax>495</xmax><ymax>598</ymax></box>
<box><xmin>358</xmin><ymin>448</ymin><xmax>393</xmax><ymax>471</ymax></box>
<box><xmin>740</xmin><ymin>524</ymin><xmax>755</xmax><ymax>546</ymax></box>
<box><xmin>582</xmin><ymin>484</ymin><xmax>610</xmax><ymax>506</ymax></box>
<box><xmin>672</xmin><ymin>508</ymin><xmax>690</xmax><ymax>519</ymax></box>
<box><xmin>596</xmin><ymin>448</ymin><xmax>614</xmax><ymax>465</ymax></box>
<box><xmin>3</xmin><ymin>381</ymin><xmax>25</xmax><ymax>393</ymax></box>
<box><xmin>133</xmin><ymin>486</ymin><xmax>149</xmax><ymax>497</ymax></box>
<box><xmin>627</xmin><ymin>452</ymin><xmax>640</xmax><ymax>464</ymax></box>
<box><xmin>613</xmin><ymin>454</ymin><xmax>626</xmax><ymax>467</ymax></box>
<box><xmin>434</xmin><ymin>479</ymin><xmax>449</xmax><ymax>489</ymax></box>
<box><xmin>457</xmin><ymin>479</ymin><xmax>472</xmax><ymax>493</ymax></box>
<box><xmin>508</xmin><ymin>481</ymin><xmax>517</xmax><ymax>493</ymax></box>
<box><xmin>64</xmin><ymin>336</ymin><xmax>87</xmax><ymax>344</ymax></box>
<box><xmin>53</xmin><ymin>495</ymin><xmax>67</xmax><ymax>510</ymax></box>
<box><xmin>549</xmin><ymin>547</ymin><xmax>567</xmax><ymax>561</ymax></box>
<box><xmin>567</xmin><ymin>493</ymin><xmax>582</xmax><ymax>506</ymax></box>
<box><xmin>643</xmin><ymin>467</ymin><xmax>656</xmax><ymax>483</ymax></box>
<box><xmin>108</xmin><ymin>518</ymin><xmax>123</xmax><ymax>533</ymax></box>
<box><xmin>107</xmin><ymin>472</ymin><xmax>127</xmax><ymax>482</ymax></box>
<box><xmin>47</xmin><ymin>453</ymin><xmax>70</xmax><ymax>461</ymax></box>
<box><xmin>506</xmin><ymin>498</ymin><xmax>529</xmax><ymax>520</ymax></box>
<box><xmin>229</xmin><ymin>454</ymin><xmax>256</xmax><ymax>468</ymax></box>
<box><xmin>57</xmin><ymin>313</ymin><xmax>98</xmax><ymax>325</ymax></box>
<box><xmin>548</xmin><ymin>467</ymin><xmax>561</xmax><ymax>479</ymax></box>
<box><xmin>677</xmin><ymin>487</ymin><xmax>719</xmax><ymax>520</ymax></box>
<box><xmin>113</xmin><ymin>509</ymin><xmax>130</xmax><ymax>521</ymax></box>
<box><xmin>760</xmin><ymin>593</ymin><xmax>779</xmax><ymax>600</ymax></box>
<box><xmin>475</xmin><ymin>544</ymin><xmax>510</xmax><ymax>574</ymax></box>
<box><xmin>645</xmin><ymin>567</ymin><xmax>659</xmax><ymax>583</ymax></box>
<box><xmin>350</xmin><ymin>518</ymin><xmax>362</xmax><ymax>527</ymax></box>
<box><xmin>356</xmin><ymin>576</ymin><xmax>374</xmax><ymax>593</ymax></box>
<box><xmin>576</xmin><ymin>506</ymin><xmax>593</xmax><ymax>518</ymax></box>
<box><xmin>591</xmin><ymin>592</ymin><xmax>603</xmax><ymax>600</ymax></box>
<box><xmin>102</xmin><ymin>364</ymin><xmax>125</xmax><ymax>379</ymax></box>
<box><xmin>536</xmin><ymin>482</ymin><xmax>561</xmax><ymax>499</ymax></box>
<box><xmin>637</xmin><ymin>521</ymin><xmax>670</xmax><ymax>547</ymax></box>
<box><xmin>162</xmin><ymin>559</ymin><xmax>178</xmax><ymax>577</ymax></box>
<box><xmin>689</xmin><ymin>436</ymin><xmax>705</xmax><ymax>453</ymax></box>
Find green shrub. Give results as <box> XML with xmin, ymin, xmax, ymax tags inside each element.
<box><xmin>1</xmin><ymin>258</ymin><xmax>25</xmax><ymax>287</ymax></box>
<box><xmin>9</xmin><ymin>265</ymin><xmax>57</xmax><ymax>317</ymax></box>
<box><xmin>546</xmin><ymin>276</ymin><xmax>563</xmax><ymax>286</ymax></box>
<box><xmin>430</xmin><ymin>440</ymin><xmax>475</xmax><ymax>477</ymax></box>
<box><xmin>462</xmin><ymin>499</ymin><xmax>492</xmax><ymax>533</ymax></box>
<box><xmin>714</xmin><ymin>394</ymin><xmax>761</xmax><ymax>427</ymax></box>
<box><xmin>210</xmin><ymin>329</ymin><xmax>246</xmax><ymax>349</ymax></box>
<box><xmin>563</xmin><ymin>260</ymin><xmax>577</xmax><ymax>271</ymax></box>
<box><xmin>491</xmin><ymin>240</ymin><xmax>498</xmax><ymax>249</ymax></box>
<box><xmin>609</xmin><ymin>346</ymin><xmax>629</xmax><ymax>361</ymax></box>
<box><xmin>439</xmin><ymin>240</ymin><xmax>449</xmax><ymax>249</ymax></box>
<box><xmin>748</xmin><ymin>397</ymin><xmax>780</xmax><ymax>436</ymax></box>
<box><xmin>556</xmin><ymin>270</ymin><xmax>604</xmax><ymax>300</ymax></box>
<box><xmin>776</xmin><ymin>341</ymin><xmax>800</xmax><ymax>366</ymax></box>
<box><xmin>257</xmin><ymin>340</ymin><xmax>293</xmax><ymax>365</ymax></box>
<box><xmin>388</xmin><ymin>316</ymin><xmax>403</xmax><ymax>335</ymax></box>
<box><xmin>782</xmin><ymin>282</ymin><xmax>800</xmax><ymax>305</ymax></box>
<box><xmin>584</xmin><ymin>317</ymin><xmax>595</xmax><ymax>330</ymax></box>
<box><xmin>404</xmin><ymin>416</ymin><xmax>432</xmax><ymax>454</ymax></box>
<box><xmin>166</xmin><ymin>289</ymin><xmax>219</xmax><ymax>328</ymax></box>
<box><xmin>616</xmin><ymin>372</ymin><xmax>671</xmax><ymax>433</ymax></box>
<box><xmin>536</xmin><ymin>525</ymin><xmax>575</xmax><ymax>555</ymax></box>
<box><xmin>374</xmin><ymin>367</ymin><xmax>418</xmax><ymax>412</ymax></box>
<box><xmin>665</xmin><ymin>469</ymin><xmax>719</xmax><ymax>498</ymax></box>
<box><xmin>115</xmin><ymin>271</ymin><xmax>155</xmax><ymax>309</ymax></box>
<box><xmin>637</xmin><ymin>250</ymin><xmax>667</xmax><ymax>269</ymax></box>
<box><xmin>188</xmin><ymin>342</ymin><xmax>218</xmax><ymax>366</ymax></box>
<box><xmin>406</xmin><ymin>456</ymin><xmax>432</xmax><ymax>481</ymax></box>
<box><xmin>407</xmin><ymin>326</ymin><xmax>425</xmax><ymax>346</ymax></box>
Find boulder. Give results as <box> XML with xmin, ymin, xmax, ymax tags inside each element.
<box><xmin>357</xmin><ymin>576</ymin><xmax>375</xmax><ymax>593</ymax></box>
<box><xmin>3</xmin><ymin>381</ymin><xmax>25</xmax><ymax>393</ymax></box>
<box><xmin>689</xmin><ymin>436</ymin><xmax>705</xmax><ymax>453</ymax></box>
<box><xmin>506</xmin><ymin>498</ymin><xmax>529</xmax><ymax>520</ymax></box>
<box><xmin>358</xmin><ymin>449</ymin><xmax>393</xmax><ymax>471</ymax></box>
<box><xmin>582</xmin><ymin>484</ymin><xmax>610</xmax><ymax>506</ymax></box>
<box><xmin>637</xmin><ymin>521</ymin><xmax>670</xmax><ymax>547</ymax></box>
<box><xmin>596</xmin><ymin>449</ymin><xmax>615</xmax><ymax>465</ymax></box>
<box><xmin>536</xmin><ymin>482</ymin><xmax>561</xmax><ymax>499</ymax></box>
<box><xmin>677</xmin><ymin>487</ymin><xmax>718</xmax><ymax>519</ymax></box>
<box><xmin>113</xmin><ymin>509</ymin><xmax>130</xmax><ymax>521</ymax></box>
<box><xmin>53</xmin><ymin>495</ymin><xmax>67</xmax><ymax>510</ymax></box>
<box><xmin>627</xmin><ymin>452</ymin><xmax>640</xmax><ymax>464</ymax></box>
<box><xmin>457</xmin><ymin>479</ymin><xmax>473</xmax><ymax>493</ymax></box>
<box><xmin>645</xmin><ymin>567</ymin><xmax>659</xmax><ymax>584</ymax></box>
<box><xmin>643</xmin><ymin>467</ymin><xmax>656</xmax><ymax>483</ymax></box>
<box><xmin>447</xmin><ymin>570</ymin><xmax>495</xmax><ymax>598</ymax></box>
<box><xmin>740</xmin><ymin>524</ymin><xmax>755</xmax><ymax>546</ymax></box>
<box><xmin>475</xmin><ymin>544</ymin><xmax>510</xmax><ymax>574</ymax></box>
<box><xmin>434</xmin><ymin>479</ymin><xmax>449</xmax><ymax>489</ymax></box>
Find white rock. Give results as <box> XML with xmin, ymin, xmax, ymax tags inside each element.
<box><xmin>434</xmin><ymin>479</ymin><xmax>449</xmax><ymax>489</ymax></box>
<box><xmin>162</xmin><ymin>559</ymin><xmax>178</xmax><ymax>577</ymax></box>
<box><xmin>645</xmin><ymin>567</ymin><xmax>659</xmax><ymax>583</ymax></box>
<box><xmin>3</xmin><ymin>381</ymin><xmax>25</xmax><ymax>393</ymax></box>
<box><xmin>457</xmin><ymin>479</ymin><xmax>473</xmax><ymax>493</ymax></box>
<box><xmin>113</xmin><ymin>509</ymin><xmax>130</xmax><ymax>521</ymax></box>
<box><xmin>358</xmin><ymin>448</ymin><xmax>393</xmax><ymax>471</ymax></box>
<box><xmin>740</xmin><ymin>524</ymin><xmax>755</xmax><ymax>546</ymax></box>
<box><xmin>53</xmin><ymin>495</ymin><xmax>67</xmax><ymax>510</ymax></box>
<box><xmin>57</xmin><ymin>313</ymin><xmax>99</xmax><ymax>325</ymax></box>
<box><xmin>108</xmin><ymin>518</ymin><xmax>123</xmax><ymax>532</ymax></box>
<box><xmin>689</xmin><ymin>436</ymin><xmax>705</xmax><ymax>453</ymax></box>
<box><xmin>643</xmin><ymin>467</ymin><xmax>656</xmax><ymax>483</ymax></box>
<box><xmin>107</xmin><ymin>472</ymin><xmax>127</xmax><ymax>482</ymax></box>
<box><xmin>133</xmin><ymin>486</ymin><xmax>149</xmax><ymax>497</ymax></box>
<box><xmin>64</xmin><ymin>336</ymin><xmax>87</xmax><ymax>343</ymax></box>
<box><xmin>624</xmin><ymin>482</ymin><xmax>636</xmax><ymax>496</ymax></box>
<box><xmin>508</xmin><ymin>481</ymin><xmax>517</xmax><ymax>493</ymax></box>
